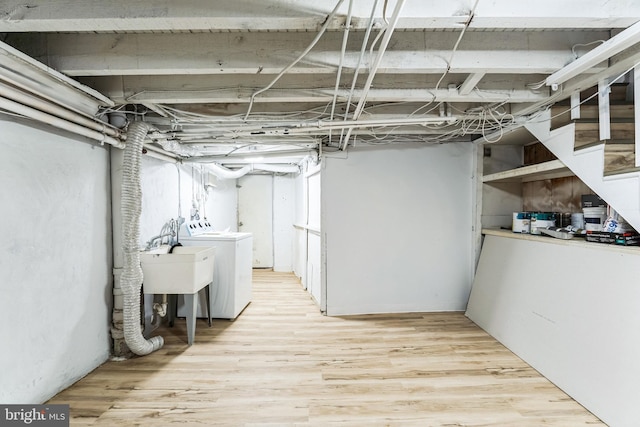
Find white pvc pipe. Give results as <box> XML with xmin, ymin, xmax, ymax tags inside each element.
<box><xmin>143</xmin><ymin>149</ymin><xmax>178</xmax><ymax>163</ymax></box>
<box><xmin>0</xmin><ymin>82</ymin><xmax>122</xmax><ymax>138</ymax></box>
<box><xmin>110</xmin><ymin>147</ymin><xmax>126</xmax><ymax>353</ymax></box>
<box><xmin>0</xmin><ymin>95</ymin><xmax>125</xmax><ymax>148</ymax></box>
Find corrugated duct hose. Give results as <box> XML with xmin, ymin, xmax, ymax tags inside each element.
<box><xmin>121</xmin><ymin>121</ymin><xmax>164</xmax><ymax>355</ymax></box>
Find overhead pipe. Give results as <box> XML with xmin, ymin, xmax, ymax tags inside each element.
<box><xmin>0</xmin><ymin>82</ymin><xmax>122</xmax><ymax>139</ymax></box>
<box><xmin>0</xmin><ymin>95</ymin><xmax>124</xmax><ymax>148</ymax></box>
<box><xmin>0</xmin><ymin>40</ymin><xmax>113</xmax><ymax>116</ymax></box>
<box><xmin>221</xmin><ymin>116</ymin><xmax>457</xmax><ymax>138</ymax></box>
<box><xmin>186</xmin><ymin>149</ymin><xmax>318</xmax><ymax>163</ymax></box>
<box><xmin>120</xmin><ymin>121</ymin><xmax>164</xmax><ymax>356</ymax></box>
<box><xmin>142</xmin><ymin>148</ymin><xmax>179</xmax><ymax>164</ymax></box>
<box><xmin>340</xmin><ymin>0</ymin><xmax>407</xmax><ymax>150</ymax></box>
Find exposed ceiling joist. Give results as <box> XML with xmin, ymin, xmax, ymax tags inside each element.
<box><xmin>121</xmin><ymin>87</ymin><xmax>548</xmax><ymax>105</ymax></box>
<box><xmin>9</xmin><ymin>31</ymin><xmax>611</xmax><ymax>77</ymax></box>
<box><xmin>459</xmin><ymin>73</ymin><xmax>486</xmax><ymax>95</ymax></box>
<box><xmin>1</xmin><ymin>0</ymin><xmax>638</xmax><ymax>32</ymax></box>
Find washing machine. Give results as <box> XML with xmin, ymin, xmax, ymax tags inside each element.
<box><xmin>176</xmin><ymin>220</ymin><xmax>253</xmax><ymax>320</ymax></box>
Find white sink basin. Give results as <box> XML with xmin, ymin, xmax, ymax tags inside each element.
<box><xmin>140</xmin><ymin>246</ymin><xmax>215</xmax><ymax>294</ymax></box>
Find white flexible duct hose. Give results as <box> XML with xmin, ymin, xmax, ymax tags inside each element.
<box><xmin>205</xmin><ymin>163</ymin><xmax>253</xmax><ymax>179</ymax></box>
<box><xmin>253</xmin><ymin>163</ymin><xmax>300</xmax><ymax>174</ymax></box>
<box><xmin>203</xmin><ymin>163</ymin><xmax>300</xmax><ymax>179</ymax></box>
<box><xmin>155</xmin><ymin>138</ymin><xmax>201</xmax><ymax>157</ymax></box>
<box><xmin>121</xmin><ymin>121</ymin><xmax>164</xmax><ymax>356</ymax></box>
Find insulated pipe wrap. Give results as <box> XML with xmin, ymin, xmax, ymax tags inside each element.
<box><xmin>121</xmin><ymin>121</ymin><xmax>164</xmax><ymax>356</ymax></box>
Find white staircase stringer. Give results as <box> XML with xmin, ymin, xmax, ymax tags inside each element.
<box><xmin>531</xmin><ymin>122</ymin><xmax>640</xmax><ymax>232</ymax></box>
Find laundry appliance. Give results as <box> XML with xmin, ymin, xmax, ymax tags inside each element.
<box><xmin>177</xmin><ymin>220</ymin><xmax>252</xmax><ymax>320</ymax></box>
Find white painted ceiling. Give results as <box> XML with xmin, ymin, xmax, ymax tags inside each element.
<box><xmin>2</xmin><ymin>0</ymin><xmax>640</xmax><ymax>164</ymax></box>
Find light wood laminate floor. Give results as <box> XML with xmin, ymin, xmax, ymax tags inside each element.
<box><xmin>49</xmin><ymin>270</ymin><xmax>604</xmax><ymax>426</ymax></box>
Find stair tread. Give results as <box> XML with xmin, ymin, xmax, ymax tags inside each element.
<box><xmin>574</xmin><ymin>119</ymin><xmax>635</xmax><ymax>126</ymax></box>
<box><xmin>553</xmin><ymin>100</ymin><xmax>633</xmax><ymax>106</ymax></box>
<box><xmin>604</xmin><ymin>166</ymin><xmax>640</xmax><ymax>177</ymax></box>
<box><xmin>605</xmin><ymin>139</ymin><xmax>636</xmax><ymax>146</ymax></box>
<box><xmin>574</xmin><ymin>140</ymin><xmax>605</xmax><ymax>151</ymax></box>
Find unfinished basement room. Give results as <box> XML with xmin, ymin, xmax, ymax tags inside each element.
<box><xmin>1</xmin><ymin>1</ymin><xmax>639</xmax><ymax>426</ymax></box>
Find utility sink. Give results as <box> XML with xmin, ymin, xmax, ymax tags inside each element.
<box><xmin>140</xmin><ymin>246</ymin><xmax>215</xmax><ymax>294</ymax></box>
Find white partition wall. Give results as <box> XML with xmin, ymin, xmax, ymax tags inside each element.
<box><xmin>322</xmin><ymin>142</ymin><xmax>474</xmax><ymax>315</ymax></box>
<box><xmin>466</xmin><ymin>232</ymin><xmax>640</xmax><ymax>427</ymax></box>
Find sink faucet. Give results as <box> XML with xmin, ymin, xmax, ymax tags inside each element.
<box><xmin>145</xmin><ymin>232</ymin><xmax>175</xmax><ymax>250</ymax></box>
<box><xmin>145</xmin><ymin>218</ymin><xmax>182</xmax><ymax>251</ymax></box>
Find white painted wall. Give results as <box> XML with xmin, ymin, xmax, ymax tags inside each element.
<box><xmin>0</xmin><ymin>118</ymin><xmax>112</xmax><ymax>403</ymax></box>
<box><xmin>139</xmin><ymin>159</ymin><xmax>237</xmax><ymax>245</ymax></box>
<box><xmin>207</xmin><ymin>177</ymin><xmax>238</xmax><ymax>232</ymax></box>
<box><xmin>273</xmin><ymin>174</ymin><xmax>295</xmax><ymax>272</ymax></box>
<box><xmin>139</xmin><ymin>157</ymin><xmax>183</xmax><ymax>246</ymax></box>
<box><xmin>322</xmin><ymin>142</ymin><xmax>474</xmax><ymax>315</ymax></box>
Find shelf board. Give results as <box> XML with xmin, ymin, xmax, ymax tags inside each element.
<box><xmin>482</xmin><ymin>159</ymin><xmax>572</xmax><ymax>183</ymax></box>
<box><xmin>482</xmin><ymin>228</ymin><xmax>640</xmax><ymax>254</ymax></box>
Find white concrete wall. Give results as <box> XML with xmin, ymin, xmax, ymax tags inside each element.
<box><xmin>0</xmin><ymin>121</ymin><xmax>241</xmax><ymax>403</ymax></box>
<box><xmin>322</xmin><ymin>142</ymin><xmax>474</xmax><ymax>315</ymax></box>
<box><xmin>0</xmin><ymin>118</ymin><xmax>112</xmax><ymax>403</ymax></box>
<box><xmin>139</xmin><ymin>159</ymin><xmax>237</xmax><ymax>245</ymax></box>
<box><xmin>207</xmin><ymin>176</ymin><xmax>238</xmax><ymax>232</ymax></box>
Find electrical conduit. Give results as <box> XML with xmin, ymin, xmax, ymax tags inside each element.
<box><xmin>121</xmin><ymin>121</ymin><xmax>164</xmax><ymax>355</ymax></box>
<box><xmin>340</xmin><ymin>0</ymin><xmax>407</xmax><ymax>150</ymax></box>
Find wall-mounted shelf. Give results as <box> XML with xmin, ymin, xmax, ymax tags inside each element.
<box><xmin>482</xmin><ymin>159</ymin><xmax>572</xmax><ymax>183</ymax></box>
<box><xmin>482</xmin><ymin>228</ymin><xmax>640</xmax><ymax>254</ymax></box>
